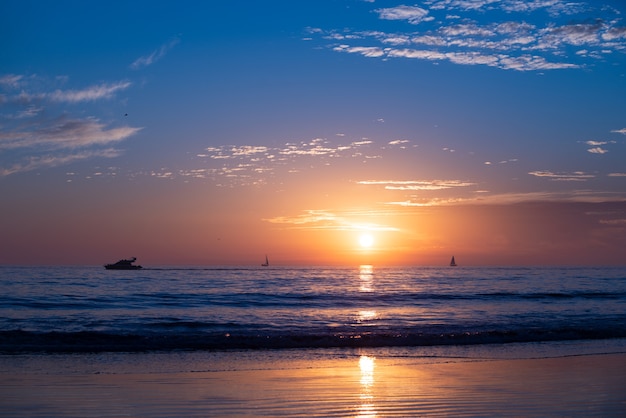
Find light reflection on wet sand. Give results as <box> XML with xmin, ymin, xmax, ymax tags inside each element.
<box><xmin>1</xmin><ymin>350</ymin><xmax>625</xmax><ymax>417</ymax></box>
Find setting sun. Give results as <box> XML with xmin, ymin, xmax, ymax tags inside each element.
<box><xmin>359</xmin><ymin>233</ymin><xmax>374</xmax><ymax>248</ymax></box>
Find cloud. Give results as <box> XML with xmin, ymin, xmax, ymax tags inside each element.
<box><xmin>309</xmin><ymin>0</ymin><xmax>626</xmax><ymax>71</ymax></box>
<box><xmin>528</xmin><ymin>170</ymin><xmax>595</xmax><ymax>181</ymax></box>
<box><xmin>0</xmin><ymin>74</ymin><xmax>24</xmax><ymax>89</ymax></box>
<box><xmin>0</xmin><ymin>116</ymin><xmax>142</xmax><ymax>151</ymax></box>
<box><xmin>0</xmin><ymin>116</ymin><xmax>141</xmax><ymax>177</ymax></box>
<box><xmin>0</xmin><ymin>74</ymin><xmax>141</xmax><ymax>175</ymax></box>
<box><xmin>385</xmin><ymin>190</ymin><xmax>626</xmax><ymax>206</ymax></box>
<box><xmin>376</xmin><ymin>5</ymin><xmax>430</xmax><ymax>24</ymax></box>
<box><xmin>264</xmin><ymin>209</ymin><xmax>399</xmax><ymax>232</ymax></box>
<box><xmin>131</xmin><ymin>37</ymin><xmax>180</xmax><ymax>70</ymax></box>
<box><xmin>0</xmin><ymin>148</ymin><xmax>122</xmax><ymax>177</ymax></box>
<box><xmin>358</xmin><ymin>179</ymin><xmax>476</xmax><ymax>190</ymax></box>
<box><xmin>156</xmin><ymin>136</ymin><xmax>388</xmax><ymax>186</ymax></box>
<box><xmin>611</xmin><ymin>128</ymin><xmax>626</xmax><ymax>135</ymax></box>
<box><xmin>1</xmin><ymin>76</ymin><xmax>131</xmax><ymax>105</ymax></box>
<box><xmin>47</xmin><ymin>81</ymin><xmax>131</xmax><ymax>103</ymax></box>
<box><xmin>333</xmin><ymin>45</ymin><xmax>386</xmax><ymax>57</ymax></box>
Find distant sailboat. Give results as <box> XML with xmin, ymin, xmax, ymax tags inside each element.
<box><xmin>261</xmin><ymin>255</ymin><xmax>269</xmax><ymax>267</ymax></box>
<box><xmin>450</xmin><ymin>256</ymin><xmax>457</xmax><ymax>267</ymax></box>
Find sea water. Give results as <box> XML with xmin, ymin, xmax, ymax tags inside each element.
<box><xmin>1</xmin><ymin>265</ymin><xmax>625</xmax><ymax>352</ymax></box>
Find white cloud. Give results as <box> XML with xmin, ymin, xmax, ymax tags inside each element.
<box><xmin>131</xmin><ymin>37</ymin><xmax>180</xmax><ymax>70</ymax></box>
<box><xmin>376</xmin><ymin>5</ymin><xmax>430</xmax><ymax>24</ymax></box>
<box><xmin>313</xmin><ymin>0</ymin><xmax>625</xmax><ymax>71</ymax></box>
<box><xmin>47</xmin><ymin>81</ymin><xmax>132</xmax><ymax>103</ymax></box>
<box><xmin>611</xmin><ymin>128</ymin><xmax>626</xmax><ymax>135</ymax></box>
<box><xmin>333</xmin><ymin>45</ymin><xmax>386</xmax><ymax>57</ymax></box>
<box><xmin>2</xmin><ymin>77</ymin><xmax>131</xmax><ymax>104</ymax></box>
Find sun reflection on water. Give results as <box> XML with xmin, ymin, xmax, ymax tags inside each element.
<box><xmin>359</xmin><ymin>265</ymin><xmax>374</xmax><ymax>293</ymax></box>
<box><xmin>358</xmin><ymin>355</ymin><xmax>377</xmax><ymax>417</ymax></box>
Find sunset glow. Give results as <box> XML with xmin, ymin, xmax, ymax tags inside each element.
<box><xmin>1</xmin><ymin>1</ymin><xmax>625</xmax><ymax>266</ymax></box>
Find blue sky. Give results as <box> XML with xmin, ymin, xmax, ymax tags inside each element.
<box><xmin>1</xmin><ymin>0</ymin><xmax>626</xmax><ymax>265</ymax></box>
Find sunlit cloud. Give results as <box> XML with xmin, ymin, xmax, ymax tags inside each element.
<box><xmin>264</xmin><ymin>209</ymin><xmax>399</xmax><ymax>232</ymax></box>
<box><xmin>611</xmin><ymin>128</ymin><xmax>626</xmax><ymax>135</ymax></box>
<box><xmin>386</xmin><ymin>190</ymin><xmax>626</xmax><ymax>206</ymax></box>
<box><xmin>528</xmin><ymin>170</ymin><xmax>595</xmax><ymax>181</ymax></box>
<box><xmin>358</xmin><ymin>179</ymin><xmax>476</xmax><ymax>190</ymax></box>
<box><xmin>309</xmin><ymin>0</ymin><xmax>626</xmax><ymax>71</ymax></box>
<box><xmin>191</xmin><ymin>137</ymin><xmax>380</xmax><ymax>185</ymax></box>
<box><xmin>130</xmin><ymin>36</ymin><xmax>180</xmax><ymax>70</ymax></box>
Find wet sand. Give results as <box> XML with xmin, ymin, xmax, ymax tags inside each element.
<box><xmin>1</xmin><ymin>347</ymin><xmax>625</xmax><ymax>417</ymax></box>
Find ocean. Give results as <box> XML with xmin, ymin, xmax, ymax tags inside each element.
<box><xmin>1</xmin><ymin>265</ymin><xmax>625</xmax><ymax>353</ymax></box>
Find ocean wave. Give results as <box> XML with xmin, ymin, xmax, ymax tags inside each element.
<box><xmin>2</xmin><ymin>326</ymin><xmax>626</xmax><ymax>353</ymax></box>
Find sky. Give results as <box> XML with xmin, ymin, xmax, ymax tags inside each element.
<box><xmin>1</xmin><ymin>0</ymin><xmax>625</xmax><ymax>266</ymax></box>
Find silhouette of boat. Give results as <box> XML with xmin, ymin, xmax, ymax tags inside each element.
<box><xmin>104</xmin><ymin>257</ymin><xmax>143</xmax><ymax>270</ymax></box>
<box><xmin>450</xmin><ymin>256</ymin><xmax>457</xmax><ymax>267</ymax></box>
<box><xmin>261</xmin><ymin>255</ymin><xmax>269</xmax><ymax>267</ymax></box>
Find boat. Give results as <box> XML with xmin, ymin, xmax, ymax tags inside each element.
<box><xmin>450</xmin><ymin>256</ymin><xmax>457</xmax><ymax>267</ymax></box>
<box><xmin>261</xmin><ymin>255</ymin><xmax>269</xmax><ymax>267</ymax></box>
<box><xmin>104</xmin><ymin>257</ymin><xmax>142</xmax><ymax>270</ymax></box>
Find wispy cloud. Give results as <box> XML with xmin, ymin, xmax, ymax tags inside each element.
<box><xmin>0</xmin><ymin>74</ymin><xmax>24</xmax><ymax>89</ymax></box>
<box><xmin>47</xmin><ymin>81</ymin><xmax>131</xmax><ymax>103</ymax></box>
<box><xmin>131</xmin><ymin>37</ymin><xmax>180</xmax><ymax>70</ymax></box>
<box><xmin>0</xmin><ymin>116</ymin><xmax>141</xmax><ymax>150</ymax></box>
<box><xmin>1</xmin><ymin>74</ymin><xmax>140</xmax><ymax>176</ymax></box>
<box><xmin>0</xmin><ymin>148</ymin><xmax>122</xmax><ymax>177</ymax></box>
<box><xmin>264</xmin><ymin>209</ymin><xmax>400</xmax><ymax>232</ymax></box>
<box><xmin>528</xmin><ymin>170</ymin><xmax>595</xmax><ymax>181</ymax></box>
<box><xmin>358</xmin><ymin>179</ymin><xmax>476</xmax><ymax>190</ymax></box>
<box><xmin>310</xmin><ymin>0</ymin><xmax>626</xmax><ymax>71</ymax></box>
<box><xmin>3</xmin><ymin>78</ymin><xmax>132</xmax><ymax>105</ymax></box>
<box><xmin>386</xmin><ymin>190</ymin><xmax>626</xmax><ymax>206</ymax></box>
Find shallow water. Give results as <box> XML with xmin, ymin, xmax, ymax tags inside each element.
<box><xmin>1</xmin><ymin>340</ymin><xmax>625</xmax><ymax>417</ymax></box>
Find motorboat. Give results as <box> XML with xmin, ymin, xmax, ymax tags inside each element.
<box><xmin>104</xmin><ymin>257</ymin><xmax>143</xmax><ymax>270</ymax></box>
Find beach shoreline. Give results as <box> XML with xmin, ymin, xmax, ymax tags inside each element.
<box><xmin>2</xmin><ymin>340</ymin><xmax>625</xmax><ymax>417</ymax></box>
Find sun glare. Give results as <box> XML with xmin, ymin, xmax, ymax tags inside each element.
<box><xmin>359</xmin><ymin>233</ymin><xmax>374</xmax><ymax>248</ymax></box>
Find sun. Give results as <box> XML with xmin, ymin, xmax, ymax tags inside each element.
<box><xmin>359</xmin><ymin>233</ymin><xmax>374</xmax><ymax>248</ymax></box>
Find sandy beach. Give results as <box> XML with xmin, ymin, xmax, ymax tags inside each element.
<box><xmin>1</xmin><ymin>342</ymin><xmax>625</xmax><ymax>417</ymax></box>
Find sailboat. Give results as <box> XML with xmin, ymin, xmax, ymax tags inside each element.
<box><xmin>450</xmin><ymin>256</ymin><xmax>457</xmax><ymax>267</ymax></box>
<box><xmin>261</xmin><ymin>255</ymin><xmax>269</xmax><ymax>267</ymax></box>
